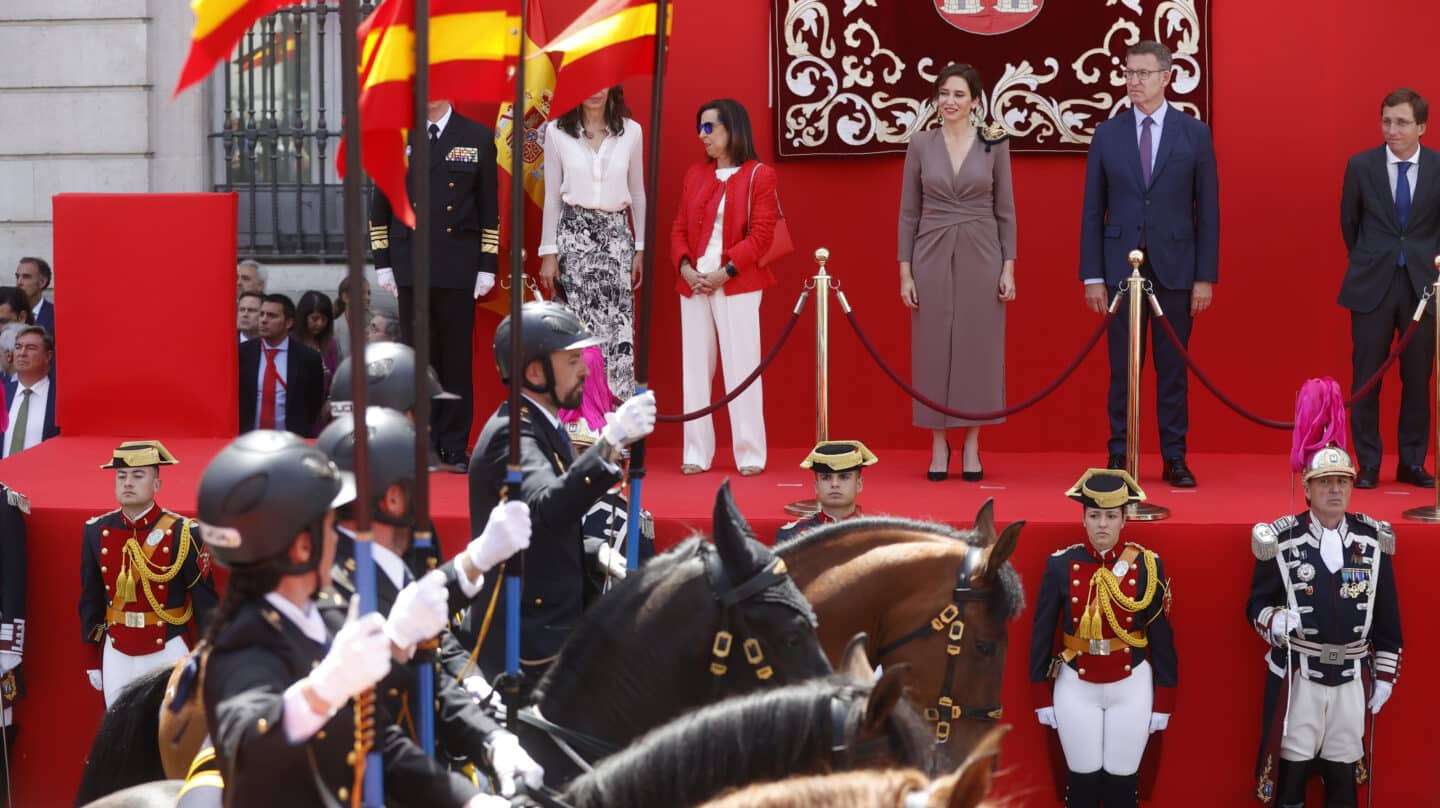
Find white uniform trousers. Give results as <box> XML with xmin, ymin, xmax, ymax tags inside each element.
<box><xmin>1053</xmin><ymin>660</ymin><xmax>1154</xmax><ymax>775</ymax></box>
<box><xmin>680</xmin><ymin>288</ymin><xmax>767</xmax><ymax>471</ymax></box>
<box><xmin>1280</xmin><ymin>676</ymin><xmax>1365</xmax><ymax>763</ymax></box>
<box><xmin>102</xmin><ymin>633</ymin><xmax>188</xmax><ymax>707</ymax></box>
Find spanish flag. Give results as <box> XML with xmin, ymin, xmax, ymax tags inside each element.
<box><xmin>176</xmin><ymin>0</ymin><xmax>306</xmax><ymax>95</ymax></box>
<box><xmin>544</xmin><ymin>0</ymin><xmax>672</xmax><ymax>117</ymax></box>
<box><xmin>341</xmin><ymin>0</ymin><xmax>522</xmax><ymax>228</ymax></box>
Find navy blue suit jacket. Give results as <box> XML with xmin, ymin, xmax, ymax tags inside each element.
<box><xmin>33</xmin><ymin>301</ymin><xmax>53</xmax><ymax>337</ymax></box>
<box><xmin>1079</xmin><ymin>104</ymin><xmax>1220</xmax><ymax>289</ymax></box>
<box><xmin>0</xmin><ymin>376</ymin><xmax>58</xmax><ymax>451</ymax></box>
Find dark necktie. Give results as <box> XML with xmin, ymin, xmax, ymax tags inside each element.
<box><xmin>428</xmin><ymin>123</ymin><xmax>440</xmax><ymax>143</ymax></box>
<box><xmin>1396</xmin><ymin>161</ymin><xmax>1413</xmax><ymax>267</ymax></box>
<box><xmin>8</xmin><ymin>388</ymin><xmax>31</xmax><ymax>455</ymax></box>
<box><xmin>1139</xmin><ymin>116</ymin><xmax>1155</xmax><ymax>187</ymax></box>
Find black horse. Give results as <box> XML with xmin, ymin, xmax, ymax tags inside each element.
<box><xmin>74</xmin><ymin>482</ymin><xmax>831</xmax><ymax>804</ymax></box>
<box><xmin>557</xmin><ymin>636</ymin><xmax>934</xmax><ymax>808</ymax></box>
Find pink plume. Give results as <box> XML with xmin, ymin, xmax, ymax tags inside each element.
<box><xmin>1290</xmin><ymin>377</ymin><xmax>1347</xmax><ymax>473</ymax></box>
<box><xmin>558</xmin><ymin>346</ymin><xmax>615</xmax><ymax>433</ymax></box>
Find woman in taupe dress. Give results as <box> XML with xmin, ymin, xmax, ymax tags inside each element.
<box><xmin>898</xmin><ymin>62</ymin><xmax>1017</xmax><ymax>482</ymax></box>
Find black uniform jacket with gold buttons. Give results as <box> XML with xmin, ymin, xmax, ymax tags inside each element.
<box><xmin>331</xmin><ymin>530</ymin><xmax>502</xmax><ymax>763</ymax></box>
<box><xmin>369</xmin><ymin>109</ymin><xmax>499</xmax><ymax>290</ymax></box>
<box><xmin>202</xmin><ymin>595</ymin><xmax>476</xmax><ymax>807</ymax></box>
<box><xmin>461</xmin><ymin>400</ymin><xmax>622</xmax><ymax>676</ymax></box>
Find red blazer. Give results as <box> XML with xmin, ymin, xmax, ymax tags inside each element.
<box><xmin>670</xmin><ymin>159</ymin><xmax>780</xmax><ymax>297</ymax></box>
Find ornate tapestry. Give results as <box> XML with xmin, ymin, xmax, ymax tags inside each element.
<box><xmin>772</xmin><ymin>0</ymin><xmax>1211</xmax><ymax>157</ymax></box>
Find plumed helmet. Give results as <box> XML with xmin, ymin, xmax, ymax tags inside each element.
<box><xmin>493</xmin><ymin>302</ymin><xmax>602</xmax><ymax>386</ymax></box>
<box><xmin>1302</xmin><ymin>445</ymin><xmax>1357</xmax><ymax>483</ymax></box>
<box><xmin>316</xmin><ymin>406</ymin><xmax>418</xmax><ymax>497</ymax></box>
<box><xmin>196</xmin><ymin>430</ymin><xmax>355</xmax><ymax>568</ymax></box>
<box><xmin>329</xmin><ymin>342</ymin><xmax>457</xmax><ymax>416</ymax></box>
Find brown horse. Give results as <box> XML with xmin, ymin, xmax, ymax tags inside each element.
<box><xmin>776</xmin><ymin>499</ymin><xmax>1024</xmax><ymax>773</ymax></box>
<box><xmin>695</xmin><ymin>726</ymin><xmax>1010</xmax><ymax>808</ymax></box>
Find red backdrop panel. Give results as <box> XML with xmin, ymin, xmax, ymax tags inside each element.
<box><xmin>52</xmin><ymin>193</ymin><xmax>239</xmax><ymax>439</ymax></box>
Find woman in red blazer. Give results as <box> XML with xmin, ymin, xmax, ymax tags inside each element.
<box><xmin>670</xmin><ymin>99</ymin><xmax>780</xmax><ymax>476</ymax></box>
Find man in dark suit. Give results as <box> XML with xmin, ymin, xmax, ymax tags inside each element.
<box><xmin>370</xmin><ymin>99</ymin><xmax>499</xmax><ymax>472</ymax></box>
<box><xmin>1080</xmin><ymin>40</ymin><xmax>1220</xmax><ymax>488</ymax></box>
<box><xmin>1340</xmin><ymin>88</ymin><xmax>1439</xmax><ymax>489</ymax></box>
<box><xmin>238</xmin><ymin>293</ymin><xmax>324</xmax><ymax>438</ymax></box>
<box><xmin>462</xmin><ymin>302</ymin><xmax>655</xmax><ymax>686</ymax></box>
<box><xmin>14</xmin><ymin>259</ymin><xmax>52</xmax><ymax>338</ymax></box>
<box><xmin>1</xmin><ymin>326</ymin><xmax>58</xmax><ymax>457</ymax></box>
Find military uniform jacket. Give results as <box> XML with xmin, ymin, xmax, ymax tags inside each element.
<box><xmin>330</xmin><ymin>531</ymin><xmax>501</xmax><ymax>762</ymax></box>
<box><xmin>463</xmin><ymin>400</ymin><xmax>622</xmax><ymax>674</ymax></box>
<box><xmin>1245</xmin><ymin>512</ymin><xmax>1402</xmax><ymax>686</ymax></box>
<box><xmin>774</xmin><ymin>506</ymin><xmax>865</xmax><ymax>544</ymax></box>
<box><xmin>203</xmin><ymin>595</ymin><xmax>476</xmax><ymax>807</ymax></box>
<box><xmin>369</xmin><ymin>110</ymin><xmax>499</xmax><ymax>290</ymax></box>
<box><xmin>79</xmin><ymin>505</ymin><xmax>217</xmax><ymax>656</ymax></box>
<box><xmin>1029</xmin><ymin>541</ymin><xmax>1178</xmax><ymax>712</ymax></box>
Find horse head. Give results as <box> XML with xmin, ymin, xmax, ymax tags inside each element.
<box><xmin>922</xmin><ymin>725</ymin><xmax>1011</xmax><ymax>808</ymax></box>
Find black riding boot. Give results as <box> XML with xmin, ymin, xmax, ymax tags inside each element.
<box><xmin>1275</xmin><ymin>758</ymin><xmax>1311</xmax><ymax>807</ymax></box>
<box><xmin>1065</xmin><ymin>770</ymin><xmax>1103</xmax><ymax>808</ymax></box>
<box><xmin>1319</xmin><ymin>759</ymin><xmax>1358</xmax><ymax>808</ymax></box>
<box><xmin>1099</xmin><ymin>771</ymin><xmax>1139</xmax><ymax>808</ymax></box>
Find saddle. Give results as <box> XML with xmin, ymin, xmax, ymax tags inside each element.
<box><xmin>158</xmin><ymin>647</ymin><xmax>211</xmax><ymax>780</ymax></box>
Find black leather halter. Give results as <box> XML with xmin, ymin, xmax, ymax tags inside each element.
<box><xmin>874</xmin><ymin>543</ymin><xmax>1004</xmax><ymax>742</ymax></box>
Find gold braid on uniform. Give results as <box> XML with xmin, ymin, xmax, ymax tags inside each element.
<box><xmin>116</xmin><ymin>520</ymin><xmax>195</xmax><ymax>626</ymax></box>
<box><xmin>1075</xmin><ymin>550</ymin><xmax>1158</xmax><ymax>648</ymax></box>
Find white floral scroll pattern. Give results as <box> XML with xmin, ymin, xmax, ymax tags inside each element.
<box><xmin>775</xmin><ymin>0</ymin><xmax>1209</xmax><ymax>157</ymax></box>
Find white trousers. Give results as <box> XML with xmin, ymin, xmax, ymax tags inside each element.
<box><xmin>680</xmin><ymin>288</ymin><xmax>767</xmax><ymax>470</ymax></box>
<box><xmin>1053</xmin><ymin>660</ymin><xmax>1154</xmax><ymax>775</ymax></box>
<box><xmin>1281</xmin><ymin>676</ymin><xmax>1365</xmax><ymax>763</ymax></box>
<box><xmin>102</xmin><ymin>633</ymin><xmax>188</xmax><ymax>708</ymax></box>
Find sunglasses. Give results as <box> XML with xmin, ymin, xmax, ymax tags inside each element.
<box><xmin>698</xmin><ymin>121</ymin><xmax>722</xmax><ymax>135</ymax></box>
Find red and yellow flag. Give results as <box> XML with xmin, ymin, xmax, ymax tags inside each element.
<box><xmin>341</xmin><ymin>0</ymin><xmax>522</xmax><ymax>227</ymax></box>
<box><xmin>176</xmin><ymin>0</ymin><xmax>306</xmax><ymax>95</ymax></box>
<box><xmin>544</xmin><ymin>0</ymin><xmax>672</xmax><ymax>116</ymax></box>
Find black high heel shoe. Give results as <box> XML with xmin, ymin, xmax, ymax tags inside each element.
<box><xmin>961</xmin><ymin>454</ymin><xmax>984</xmax><ymax>483</ymax></box>
<box><xmin>927</xmin><ymin>444</ymin><xmax>951</xmax><ymax>482</ymax></box>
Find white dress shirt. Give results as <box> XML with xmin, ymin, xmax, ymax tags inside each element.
<box><xmin>429</xmin><ymin>104</ymin><xmax>453</xmax><ymax>140</ymax></box>
<box><xmin>265</xmin><ymin>591</ymin><xmax>339</xmax><ymax>743</ymax></box>
<box><xmin>538</xmin><ymin>118</ymin><xmax>646</xmax><ymax>255</ymax></box>
<box><xmin>1386</xmin><ymin>145</ymin><xmax>1420</xmax><ymax>203</ymax></box>
<box><xmin>1133</xmin><ymin>100</ymin><xmax>1169</xmax><ymax>172</ymax></box>
<box><xmin>31</xmin><ymin>298</ymin><xmax>47</xmax><ymax>326</ymax></box>
<box><xmin>696</xmin><ymin>166</ymin><xmax>742</xmax><ymax>275</ymax></box>
<box><xmin>3</xmin><ymin>375</ymin><xmax>50</xmax><ymax>457</ymax></box>
<box><xmin>254</xmin><ymin>337</ymin><xmax>289</xmax><ymax>431</ymax></box>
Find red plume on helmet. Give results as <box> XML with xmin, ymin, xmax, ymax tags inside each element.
<box><xmin>1290</xmin><ymin>377</ymin><xmax>1347</xmax><ymax>474</ymax></box>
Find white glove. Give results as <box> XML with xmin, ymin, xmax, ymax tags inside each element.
<box><xmin>1369</xmin><ymin>681</ymin><xmax>1393</xmax><ymax>714</ymax></box>
<box><xmin>1270</xmin><ymin>608</ymin><xmax>1303</xmax><ymax>645</ymax></box>
<box><xmin>466</xmin><ymin>795</ymin><xmax>511</xmax><ymax>808</ymax></box>
<box><xmin>376</xmin><ymin>268</ymin><xmax>399</xmax><ymax>297</ymax></box>
<box><xmin>309</xmin><ymin>609</ymin><xmax>392</xmax><ymax>707</ymax></box>
<box><xmin>473</xmin><ymin>272</ymin><xmax>495</xmax><ymax>299</ymax></box>
<box><xmin>384</xmin><ymin>570</ymin><xmax>450</xmax><ymax>653</ymax></box>
<box><xmin>462</xmin><ymin>674</ymin><xmax>493</xmax><ymax>701</ymax></box>
<box><xmin>86</xmin><ymin>668</ymin><xmax>103</xmax><ymax>692</ymax></box>
<box><xmin>487</xmin><ymin>730</ymin><xmax>545</xmax><ymax>797</ymax></box>
<box><xmin>1035</xmin><ymin>707</ymin><xmax>1057</xmax><ymax>728</ymax></box>
<box><xmin>596</xmin><ymin>543</ymin><xmax>627</xmax><ymax>580</ymax></box>
<box><xmin>0</xmin><ymin>652</ymin><xmax>20</xmax><ymax>674</ymax></box>
<box><xmin>1149</xmin><ymin>712</ymin><xmax>1170</xmax><ymax>733</ymax></box>
<box><xmin>601</xmin><ymin>390</ymin><xmax>657</xmax><ymax>447</ymax></box>
<box><xmin>468</xmin><ymin>501</ymin><xmax>531</xmax><ymax>574</ymax></box>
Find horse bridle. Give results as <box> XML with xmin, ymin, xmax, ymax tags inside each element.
<box><xmin>875</xmin><ymin>543</ymin><xmax>1004</xmax><ymax>743</ymax></box>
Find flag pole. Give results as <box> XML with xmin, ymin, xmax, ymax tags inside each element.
<box><xmin>339</xmin><ymin>1</ymin><xmax>383</xmax><ymax>803</ymax></box>
<box><xmin>624</xmin><ymin>0</ymin><xmax>668</xmax><ymax>571</ymax></box>
<box><xmin>503</xmin><ymin>0</ymin><xmax>529</xmax><ymax>730</ymax></box>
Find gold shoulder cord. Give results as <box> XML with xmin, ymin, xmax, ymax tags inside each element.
<box><xmin>117</xmin><ymin>520</ymin><xmax>195</xmax><ymax>626</ymax></box>
<box><xmin>1076</xmin><ymin>551</ymin><xmax>1159</xmax><ymax>648</ymax></box>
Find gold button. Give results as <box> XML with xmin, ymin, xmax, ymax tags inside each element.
<box><xmin>317</xmin><ymin>730</ymin><xmax>326</xmax><ymax>740</ymax></box>
<box><xmin>1071</xmin><ymin>579</ymin><xmax>1080</xmax><ymax>587</ymax></box>
<box><xmin>158</xmin><ymin>583</ymin><xmax>166</xmax><ymax>590</ymax></box>
<box><xmin>448</xmin><ymin>182</ymin><xmax>456</xmax><ymax>189</ymax></box>
<box><xmin>156</xmin><ymin>638</ymin><xmax>163</xmax><ymax>646</ymax></box>
<box><xmin>534</xmin><ymin>598</ymin><xmax>543</xmax><ymax>606</ymax></box>
<box><xmin>584</xmin><ymin>476</ymin><xmax>592</xmax><ymax>485</ymax></box>
<box><xmin>1078</xmin><ymin>668</ymin><xmax>1087</xmax><ymax>676</ymax></box>
<box><xmin>446</xmin><ymin>204</ymin><xmax>454</xmax><ymax>212</ymax></box>
<box><xmin>1124</xmin><ymin>664</ymin><xmax>1132</xmax><ymax>672</ymax></box>
<box><xmin>102</xmin><ymin>529</ymin><xmax>110</xmax><ymax>537</ymax></box>
<box><xmin>105</xmin><ymin>585</ymin><xmax>110</xmax><ymax>591</ymax></box>
<box><xmin>1125</xmin><ymin>616</ymin><xmax>1133</xmax><ymax>624</ymax></box>
<box><xmin>162</xmin><ymin>546</ymin><xmax>170</xmax><ymax>553</ymax></box>
<box><xmin>445</xmin><ymin>227</ymin><xmax>453</xmax><ymax>233</ymax></box>
<box><xmin>101</xmin><ymin>548</ymin><xmax>108</xmax><ymax>555</ymax></box>
<box><xmin>387</xmin><ymin>688</ymin><xmax>399</xmax><ymax>697</ymax></box>
<box><xmin>101</xmin><ymin>566</ymin><xmax>108</xmax><ymax>574</ymax></box>
<box><xmin>338</xmin><ymin>787</ymin><xmax>349</xmax><ymax>801</ymax></box>
<box><xmin>1072</xmin><ymin>563</ymin><xmax>1080</xmax><ymax>571</ymax></box>
<box><xmin>1128</xmin><ymin>579</ymin><xmax>1136</xmax><ymax>587</ymax></box>
<box><xmin>257</xmin><ymin>717</ymin><xmax>268</xmax><ymax>733</ymax></box>
<box><xmin>167</xmin><ymin>529</ymin><xmax>173</xmax><ymax>536</ymax></box>
<box><xmin>1070</xmin><ymin>596</ymin><xmax>1079</xmax><ymax>603</ymax></box>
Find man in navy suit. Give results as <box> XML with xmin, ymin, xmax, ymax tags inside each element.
<box><xmin>15</xmin><ymin>259</ymin><xmax>53</xmax><ymax>338</ymax></box>
<box><xmin>1340</xmin><ymin>88</ymin><xmax>1439</xmax><ymax>489</ymax></box>
<box><xmin>1080</xmin><ymin>40</ymin><xmax>1220</xmax><ymax>488</ymax></box>
<box><xmin>1</xmin><ymin>326</ymin><xmax>58</xmax><ymax>457</ymax></box>
<box><xmin>238</xmin><ymin>293</ymin><xmax>324</xmax><ymax>438</ymax></box>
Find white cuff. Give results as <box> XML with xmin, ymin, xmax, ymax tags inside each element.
<box><xmin>456</xmin><ymin>562</ymin><xmax>484</xmax><ymax>599</ymax></box>
<box><xmin>634</xmin><ymin>241</ymin><xmax>645</xmax><ymax>252</ymax></box>
<box><xmin>282</xmin><ymin>680</ymin><xmax>334</xmax><ymax>744</ymax></box>
<box><xmin>1083</xmin><ymin>278</ymin><xmax>1105</xmax><ymax>285</ymax></box>
<box><xmin>537</xmin><ymin>245</ymin><xmax>558</xmax><ymax>256</ymax></box>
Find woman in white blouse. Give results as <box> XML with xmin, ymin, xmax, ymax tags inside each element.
<box><xmin>538</xmin><ymin>86</ymin><xmax>646</xmax><ymax>398</ymax></box>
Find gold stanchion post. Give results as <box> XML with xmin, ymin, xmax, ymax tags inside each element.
<box><xmin>1124</xmin><ymin>249</ymin><xmax>1169</xmax><ymax>521</ymax></box>
<box><xmin>1403</xmin><ymin>256</ymin><xmax>1440</xmax><ymax>523</ymax></box>
<box><xmin>786</xmin><ymin>248</ymin><xmax>832</xmax><ymax>517</ymax></box>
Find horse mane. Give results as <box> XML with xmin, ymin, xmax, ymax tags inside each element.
<box><xmin>776</xmin><ymin>516</ymin><xmax>1026</xmax><ymax>620</ymax></box>
<box><xmin>73</xmin><ymin>665</ymin><xmax>172</xmax><ymax>806</ymax></box>
<box><xmin>563</xmin><ymin>677</ymin><xmax>881</xmax><ymax>808</ymax></box>
<box><xmin>530</xmin><ymin>537</ymin><xmax>706</xmax><ymax>705</ymax></box>
<box><xmin>699</xmin><ymin>768</ymin><xmax>932</xmax><ymax>808</ymax></box>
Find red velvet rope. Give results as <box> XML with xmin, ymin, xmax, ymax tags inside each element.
<box><xmin>842</xmin><ymin>307</ymin><xmax>1115</xmax><ymax>421</ymax></box>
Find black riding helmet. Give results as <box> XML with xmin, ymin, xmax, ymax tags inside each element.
<box><xmin>316</xmin><ymin>406</ymin><xmax>417</xmax><ymax>526</ymax></box>
<box><xmin>494</xmin><ymin>301</ymin><xmax>601</xmax><ymax>394</ymax></box>
<box><xmin>329</xmin><ymin>342</ymin><xmax>458</xmax><ymax>416</ymax></box>
<box><xmin>196</xmin><ymin>430</ymin><xmax>355</xmax><ymax>572</ymax></box>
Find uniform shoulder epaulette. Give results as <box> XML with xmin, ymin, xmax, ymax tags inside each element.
<box><xmin>85</xmin><ymin>508</ymin><xmax>121</xmax><ymax>525</ymax></box>
<box><xmin>1050</xmin><ymin>543</ymin><xmax>1084</xmax><ymax>557</ymax></box>
<box><xmin>1269</xmin><ymin>514</ymin><xmax>1298</xmax><ymax>534</ymax></box>
<box><xmin>979</xmin><ymin>125</ymin><xmax>1009</xmax><ymax>151</ymax></box>
<box><xmin>1251</xmin><ymin>517</ymin><xmax>1293</xmax><ymax>561</ymax></box>
<box><xmin>1355</xmin><ymin>513</ymin><xmax>1396</xmax><ymax>554</ymax></box>
<box><xmin>1124</xmin><ymin>540</ymin><xmax>1157</xmax><ymax>559</ymax></box>
<box><xmin>780</xmin><ymin>518</ymin><xmax>804</xmax><ymax>531</ymax></box>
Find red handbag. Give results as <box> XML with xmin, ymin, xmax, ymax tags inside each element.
<box><xmin>746</xmin><ymin>163</ymin><xmax>795</xmax><ymax>267</ymax></box>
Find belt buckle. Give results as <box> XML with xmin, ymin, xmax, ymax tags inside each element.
<box><xmin>124</xmin><ymin>612</ymin><xmax>145</xmax><ymax>629</ymax></box>
<box><xmin>1089</xmin><ymin>639</ymin><xmax>1110</xmax><ymax>656</ymax></box>
<box><xmin>1320</xmin><ymin>644</ymin><xmax>1345</xmax><ymax>665</ymax></box>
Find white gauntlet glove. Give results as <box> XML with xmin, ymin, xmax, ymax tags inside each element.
<box><xmin>487</xmin><ymin>730</ymin><xmax>545</xmax><ymax>797</ymax></box>
<box><xmin>466</xmin><ymin>795</ymin><xmax>511</xmax><ymax>808</ymax></box>
<box><xmin>1369</xmin><ymin>681</ymin><xmax>1393</xmax><ymax>714</ymax></box>
<box><xmin>310</xmin><ymin>609</ymin><xmax>392</xmax><ymax>707</ymax></box>
<box><xmin>602</xmin><ymin>390</ymin><xmax>657</xmax><ymax>447</ymax></box>
<box><xmin>376</xmin><ymin>268</ymin><xmax>399</xmax><ymax>297</ymax></box>
<box><xmin>1035</xmin><ymin>707</ymin><xmax>1057</xmax><ymax>729</ymax></box>
<box><xmin>473</xmin><ymin>272</ymin><xmax>495</xmax><ymax>299</ymax></box>
<box><xmin>596</xmin><ymin>543</ymin><xmax>627</xmax><ymax>580</ymax></box>
<box><xmin>384</xmin><ymin>570</ymin><xmax>450</xmax><ymax>653</ymax></box>
<box><xmin>467</xmin><ymin>501</ymin><xmax>531</xmax><ymax>574</ymax></box>
<box><xmin>1269</xmin><ymin>608</ymin><xmax>1303</xmax><ymax>646</ymax></box>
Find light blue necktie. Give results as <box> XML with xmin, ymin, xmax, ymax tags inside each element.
<box><xmin>1396</xmin><ymin>160</ymin><xmax>1412</xmax><ymax>267</ymax></box>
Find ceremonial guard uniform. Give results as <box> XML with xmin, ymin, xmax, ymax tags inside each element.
<box><xmin>1247</xmin><ymin>445</ymin><xmax>1402</xmax><ymax>806</ymax></box>
<box><xmin>775</xmin><ymin>441</ymin><xmax>877</xmax><ymax>543</ymax></box>
<box><xmin>0</xmin><ymin>484</ymin><xmax>26</xmax><ymax>795</ymax></box>
<box><xmin>565</xmin><ymin>419</ymin><xmax>656</xmax><ymax>593</ymax></box>
<box><xmin>79</xmin><ymin>442</ymin><xmax>216</xmax><ymax>706</ymax></box>
<box><xmin>1029</xmin><ymin>470</ymin><xmax>1177</xmax><ymax>807</ymax></box>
